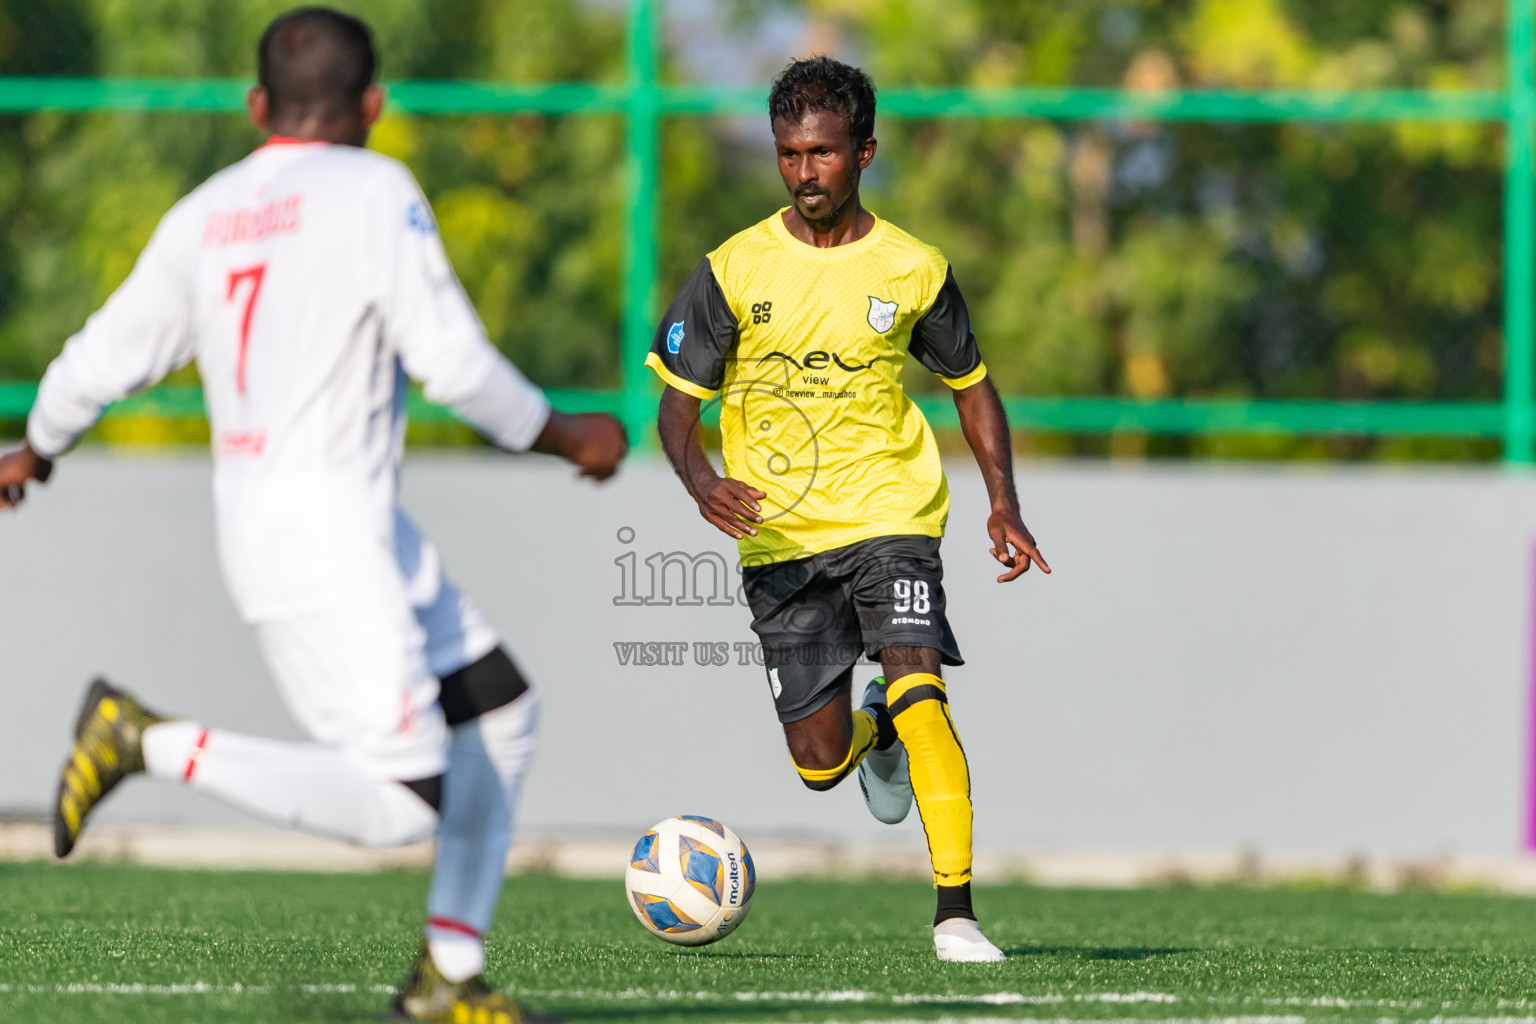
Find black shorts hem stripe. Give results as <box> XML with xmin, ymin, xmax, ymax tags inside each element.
<box><xmin>866</xmin><ymin>637</ymin><xmax>965</xmax><ymax>666</ymax></box>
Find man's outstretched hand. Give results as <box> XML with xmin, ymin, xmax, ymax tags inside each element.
<box><xmin>0</xmin><ymin>442</ymin><xmax>52</xmax><ymax>511</ymax></box>
<box><xmin>987</xmin><ymin>505</ymin><xmax>1050</xmax><ymax>583</ymax></box>
<box><xmin>534</xmin><ymin>411</ymin><xmax>628</xmax><ymax>481</ymax></box>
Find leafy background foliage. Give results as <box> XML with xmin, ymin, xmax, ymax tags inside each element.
<box><xmin>0</xmin><ymin>0</ymin><xmax>1511</xmax><ymax>457</ymax></box>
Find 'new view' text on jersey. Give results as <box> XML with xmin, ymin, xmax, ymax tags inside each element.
<box><xmin>646</xmin><ymin>209</ymin><xmax>986</xmax><ymax>564</ymax></box>
<box><xmin>27</xmin><ymin>140</ymin><xmax>550</xmax><ymax>619</ymax></box>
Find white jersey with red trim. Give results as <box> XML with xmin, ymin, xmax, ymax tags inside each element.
<box><xmin>26</xmin><ymin>140</ymin><xmax>550</xmax><ymax>620</ymax></box>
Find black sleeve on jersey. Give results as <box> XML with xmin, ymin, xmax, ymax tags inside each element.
<box><xmin>650</xmin><ymin>258</ymin><xmax>739</xmax><ymax>393</ymax></box>
<box><xmin>908</xmin><ymin>265</ymin><xmax>984</xmax><ymax>381</ymax></box>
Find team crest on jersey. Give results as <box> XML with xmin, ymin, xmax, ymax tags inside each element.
<box><xmin>867</xmin><ymin>296</ymin><xmax>898</xmax><ymax>334</ymax></box>
<box><xmin>667</xmin><ymin>321</ymin><xmax>686</xmax><ymax>353</ymax></box>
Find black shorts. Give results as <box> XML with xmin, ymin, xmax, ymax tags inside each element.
<box><xmin>741</xmin><ymin>535</ymin><xmax>963</xmax><ymax>724</ymax></box>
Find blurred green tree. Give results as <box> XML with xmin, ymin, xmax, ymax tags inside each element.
<box><xmin>0</xmin><ymin>0</ymin><xmax>1516</xmax><ymax>460</ymax></box>
<box><xmin>0</xmin><ymin>0</ymin><xmax>627</xmax><ymax>401</ymax></box>
<box><xmin>773</xmin><ymin>0</ymin><xmax>1507</xmax><ymax>458</ymax></box>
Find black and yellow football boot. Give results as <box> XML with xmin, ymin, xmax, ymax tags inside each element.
<box><xmin>53</xmin><ymin>678</ymin><xmax>165</xmax><ymax>859</ymax></box>
<box><xmin>388</xmin><ymin>942</ymin><xmax>559</xmax><ymax>1023</ymax></box>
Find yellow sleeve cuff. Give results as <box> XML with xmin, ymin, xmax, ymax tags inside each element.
<box><xmin>939</xmin><ymin>362</ymin><xmax>988</xmax><ymax>391</ymax></box>
<box><xmin>645</xmin><ymin>352</ymin><xmax>719</xmax><ymax>401</ymax></box>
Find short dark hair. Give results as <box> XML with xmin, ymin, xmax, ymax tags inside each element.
<box><xmin>258</xmin><ymin>7</ymin><xmax>377</xmax><ymax>120</ymax></box>
<box><xmin>768</xmin><ymin>56</ymin><xmax>876</xmax><ymax>143</ymax></box>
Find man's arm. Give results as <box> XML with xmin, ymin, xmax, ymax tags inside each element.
<box><xmin>657</xmin><ymin>385</ymin><xmax>764</xmax><ymax>540</ymax></box>
<box><xmin>530</xmin><ymin>410</ymin><xmax>628</xmax><ymax>481</ymax></box>
<box><xmin>952</xmin><ymin>376</ymin><xmax>1050</xmax><ymax>582</ymax></box>
<box><xmin>909</xmin><ymin>263</ymin><xmax>1049</xmax><ymax>581</ymax></box>
<box><xmin>645</xmin><ymin>254</ymin><xmax>754</xmax><ymax>535</ymax></box>
<box><xmin>0</xmin><ymin>208</ymin><xmax>198</xmax><ymax>512</ymax></box>
<box><xmin>0</xmin><ymin>444</ymin><xmax>51</xmax><ymax>510</ymax></box>
<box><xmin>383</xmin><ymin>168</ymin><xmax>625</xmax><ymax>478</ymax></box>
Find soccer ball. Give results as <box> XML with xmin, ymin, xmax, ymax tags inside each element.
<box><xmin>625</xmin><ymin>815</ymin><xmax>755</xmax><ymax>946</ymax></box>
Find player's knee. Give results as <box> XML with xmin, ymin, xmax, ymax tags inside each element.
<box><xmin>359</xmin><ymin>816</ymin><xmax>436</xmax><ymax>848</ymax></box>
<box><xmin>795</xmin><ymin>768</ymin><xmax>842</xmax><ymax>793</ymax></box>
<box><xmin>356</xmin><ymin>779</ymin><xmax>440</xmax><ymax>847</ymax></box>
<box><xmin>789</xmin><ymin>742</ymin><xmax>854</xmax><ymax>791</ymax></box>
<box><xmin>785</xmin><ymin>699</ymin><xmax>859</xmax><ymax>790</ymax></box>
<box><xmin>401</xmin><ymin>774</ymin><xmax>443</xmax><ymax>812</ymax></box>
<box><xmin>388</xmin><ymin>810</ymin><xmax>439</xmax><ymax>847</ymax></box>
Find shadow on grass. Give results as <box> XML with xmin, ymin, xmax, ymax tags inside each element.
<box><xmin>1005</xmin><ymin>945</ymin><xmax>1199</xmax><ymax>960</ymax></box>
<box><xmin>270</xmin><ymin>978</ymin><xmax>402</xmax><ymax>1023</ymax></box>
<box><xmin>681</xmin><ymin>951</ymin><xmax>802</xmax><ymax>959</ymax></box>
<box><xmin>270</xmin><ymin>995</ymin><xmax>385</xmax><ymax>1022</ymax></box>
<box><xmin>272</xmin><ymin>997</ymin><xmax>836</xmax><ymax>1024</ymax></box>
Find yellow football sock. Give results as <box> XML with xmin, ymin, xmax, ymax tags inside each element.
<box><xmin>887</xmin><ymin>672</ymin><xmax>972</xmax><ymax>886</ymax></box>
<box><xmin>792</xmin><ymin>708</ymin><xmax>880</xmax><ymax>789</ymax></box>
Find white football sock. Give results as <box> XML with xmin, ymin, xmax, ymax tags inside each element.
<box><xmin>424</xmin><ymin>690</ymin><xmax>540</xmax><ymax>980</ymax></box>
<box><xmin>425</xmin><ymin>920</ymin><xmax>485</xmax><ymax>983</ymax></box>
<box><xmin>141</xmin><ymin>720</ymin><xmax>438</xmax><ymax>847</ymax></box>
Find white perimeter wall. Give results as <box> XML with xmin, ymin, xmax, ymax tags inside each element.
<box><xmin>1</xmin><ymin>453</ymin><xmax>1532</xmax><ymax>858</ymax></box>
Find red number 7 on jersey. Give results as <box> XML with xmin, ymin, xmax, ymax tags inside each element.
<box><xmin>227</xmin><ymin>265</ymin><xmax>266</xmax><ymax>395</ymax></box>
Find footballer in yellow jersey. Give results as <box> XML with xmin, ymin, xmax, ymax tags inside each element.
<box><xmin>646</xmin><ymin>209</ymin><xmax>983</xmax><ymax>565</ymax></box>
<box><xmin>648</xmin><ymin>56</ymin><xmax>1050</xmax><ymax>962</ymax></box>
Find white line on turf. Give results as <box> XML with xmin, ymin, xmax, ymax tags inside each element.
<box><xmin>0</xmin><ymin>983</ymin><xmax>396</xmax><ymax>996</ymax></box>
<box><xmin>0</xmin><ymin>985</ymin><xmax>1177</xmax><ymax>1003</ymax></box>
<box><xmin>516</xmin><ymin>990</ymin><xmax>1184</xmax><ymax>1005</ymax></box>
<box><xmin>892</xmin><ymin>992</ymin><xmax>1179</xmax><ymax>1006</ymax></box>
<box><xmin>0</xmin><ymin>982</ymin><xmax>1524</xmax><ymax>1022</ymax></box>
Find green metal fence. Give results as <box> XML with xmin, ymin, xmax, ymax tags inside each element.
<box><xmin>0</xmin><ymin>0</ymin><xmax>1532</xmax><ymax>460</ymax></box>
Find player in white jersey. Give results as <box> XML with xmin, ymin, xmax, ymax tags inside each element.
<box><xmin>0</xmin><ymin>9</ymin><xmax>621</xmax><ymax>1022</ymax></box>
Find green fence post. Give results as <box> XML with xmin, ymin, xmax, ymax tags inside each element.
<box><xmin>1507</xmin><ymin>0</ymin><xmax>1536</xmax><ymax>464</ymax></box>
<box><xmin>621</xmin><ymin>0</ymin><xmax>660</xmax><ymax>448</ymax></box>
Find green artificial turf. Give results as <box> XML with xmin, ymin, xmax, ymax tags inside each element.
<box><xmin>3</xmin><ymin>862</ymin><xmax>1536</xmax><ymax>1022</ymax></box>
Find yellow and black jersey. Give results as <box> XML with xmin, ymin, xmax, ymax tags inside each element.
<box><xmin>646</xmin><ymin>208</ymin><xmax>987</xmax><ymax>565</ymax></box>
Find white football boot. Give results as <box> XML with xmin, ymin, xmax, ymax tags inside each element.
<box><xmin>856</xmin><ymin>676</ymin><xmax>913</xmax><ymax>824</ymax></box>
<box><xmin>934</xmin><ymin>918</ymin><xmax>1006</xmax><ymax>962</ymax></box>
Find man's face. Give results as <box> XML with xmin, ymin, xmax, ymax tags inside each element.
<box><xmin>773</xmin><ymin>109</ymin><xmax>876</xmax><ymax>230</ymax></box>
